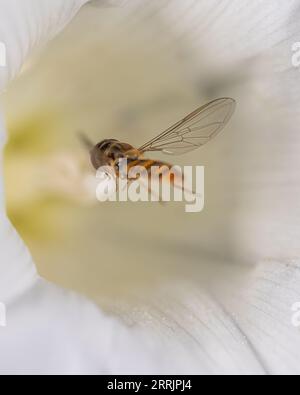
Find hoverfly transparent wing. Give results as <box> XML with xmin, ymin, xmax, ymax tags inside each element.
<box><xmin>138</xmin><ymin>98</ymin><xmax>236</xmax><ymax>155</ymax></box>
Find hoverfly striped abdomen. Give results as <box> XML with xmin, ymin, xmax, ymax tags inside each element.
<box><xmin>126</xmin><ymin>158</ymin><xmax>182</xmax><ymax>184</ymax></box>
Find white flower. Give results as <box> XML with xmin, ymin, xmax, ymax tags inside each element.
<box><xmin>0</xmin><ymin>0</ymin><xmax>300</xmax><ymax>375</ymax></box>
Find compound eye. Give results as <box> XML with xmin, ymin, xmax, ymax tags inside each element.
<box><xmin>95</xmin><ymin>142</ymin><xmax>106</xmax><ymax>150</ymax></box>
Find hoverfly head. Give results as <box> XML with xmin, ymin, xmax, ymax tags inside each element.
<box><xmin>90</xmin><ymin>139</ymin><xmax>118</xmax><ymax>170</ymax></box>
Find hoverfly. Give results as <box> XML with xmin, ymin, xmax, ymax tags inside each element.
<box><xmin>80</xmin><ymin>98</ymin><xmax>236</xmax><ymax>199</ymax></box>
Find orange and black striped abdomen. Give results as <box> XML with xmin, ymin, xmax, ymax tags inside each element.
<box><xmin>126</xmin><ymin>158</ymin><xmax>182</xmax><ymax>185</ymax></box>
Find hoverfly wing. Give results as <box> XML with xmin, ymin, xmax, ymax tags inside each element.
<box><xmin>138</xmin><ymin>98</ymin><xmax>236</xmax><ymax>156</ymax></box>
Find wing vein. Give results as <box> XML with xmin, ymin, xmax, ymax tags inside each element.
<box><xmin>138</xmin><ymin>98</ymin><xmax>236</xmax><ymax>156</ymax></box>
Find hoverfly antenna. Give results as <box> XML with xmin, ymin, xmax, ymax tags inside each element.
<box><xmin>78</xmin><ymin>131</ymin><xmax>94</xmax><ymax>150</ymax></box>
